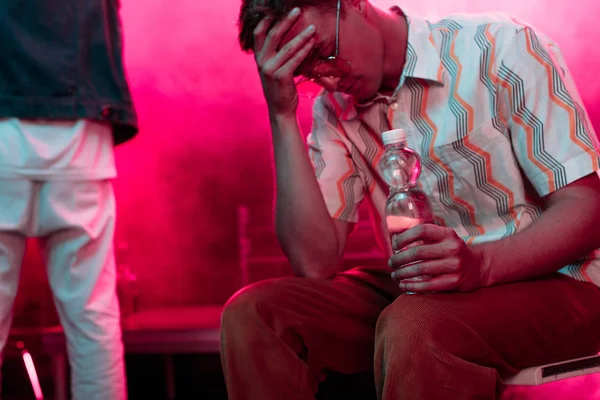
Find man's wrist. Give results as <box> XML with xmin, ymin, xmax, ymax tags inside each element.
<box><xmin>472</xmin><ymin>242</ymin><xmax>497</xmax><ymax>288</ymax></box>
<box><xmin>269</xmin><ymin>111</ymin><xmax>297</xmax><ymax>127</ymax></box>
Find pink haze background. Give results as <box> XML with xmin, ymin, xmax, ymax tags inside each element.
<box><xmin>14</xmin><ymin>0</ymin><xmax>600</xmax><ymax>397</ymax></box>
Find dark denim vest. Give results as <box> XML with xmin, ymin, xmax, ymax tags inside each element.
<box><xmin>0</xmin><ymin>0</ymin><xmax>138</xmax><ymax>145</ymax></box>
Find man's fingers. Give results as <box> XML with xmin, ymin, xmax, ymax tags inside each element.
<box><xmin>265</xmin><ymin>26</ymin><xmax>315</xmax><ymax>77</ymax></box>
<box><xmin>261</xmin><ymin>7</ymin><xmax>302</xmax><ymax>57</ymax></box>
<box><xmin>263</xmin><ymin>36</ymin><xmax>315</xmax><ymax>83</ymax></box>
<box><xmin>253</xmin><ymin>16</ymin><xmax>273</xmax><ymax>54</ymax></box>
<box><xmin>392</xmin><ymin>224</ymin><xmax>453</xmax><ymax>252</ymax></box>
<box><xmin>390</xmin><ymin>259</ymin><xmax>455</xmax><ymax>280</ymax></box>
<box><xmin>388</xmin><ymin>242</ymin><xmax>446</xmax><ymax>269</ymax></box>
<box><xmin>399</xmin><ymin>273</ymin><xmax>460</xmax><ymax>293</ymax></box>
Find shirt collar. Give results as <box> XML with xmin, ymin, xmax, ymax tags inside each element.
<box><xmin>354</xmin><ymin>7</ymin><xmax>445</xmax><ymax>108</ymax></box>
<box><xmin>394</xmin><ymin>7</ymin><xmax>445</xmax><ymax>88</ymax></box>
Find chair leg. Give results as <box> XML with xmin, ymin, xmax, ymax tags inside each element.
<box><xmin>52</xmin><ymin>354</ymin><xmax>67</xmax><ymax>400</ymax></box>
<box><xmin>164</xmin><ymin>355</ymin><xmax>176</xmax><ymax>400</ymax></box>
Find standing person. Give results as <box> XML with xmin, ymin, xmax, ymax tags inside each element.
<box><xmin>0</xmin><ymin>0</ymin><xmax>138</xmax><ymax>398</ymax></box>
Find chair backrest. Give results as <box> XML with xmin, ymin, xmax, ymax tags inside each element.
<box><xmin>236</xmin><ymin>203</ymin><xmax>387</xmax><ymax>287</ymax></box>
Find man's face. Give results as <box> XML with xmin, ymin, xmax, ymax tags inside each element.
<box><xmin>279</xmin><ymin>2</ymin><xmax>384</xmax><ymax>100</ymax></box>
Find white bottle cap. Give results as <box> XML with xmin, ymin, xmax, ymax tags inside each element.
<box><xmin>382</xmin><ymin>129</ymin><xmax>406</xmax><ymax>145</ymax></box>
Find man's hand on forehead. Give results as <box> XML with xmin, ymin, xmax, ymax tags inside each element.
<box><xmin>252</xmin><ymin>7</ymin><xmax>317</xmax><ymax>114</ymax></box>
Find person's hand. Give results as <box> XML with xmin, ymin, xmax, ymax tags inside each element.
<box><xmin>388</xmin><ymin>224</ymin><xmax>487</xmax><ymax>293</ymax></box>
<box><xmin>253</xmin><ymin>8</ymin><xmax>316</xmax><ymax>117</ymax></box>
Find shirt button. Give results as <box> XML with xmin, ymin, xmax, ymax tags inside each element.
<box><xmin>389</xmin><ymin>102</ymin><xmax>398</xmax><ymax>110</ymax></box>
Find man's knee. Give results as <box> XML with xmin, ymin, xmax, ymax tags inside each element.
<box><xmin>375</xmin><ymin>295</ymin><xmax>464</xmax><ymax>356</ymax></box>
<box><xmin>221</xmin><ymin>277</ymin><xmax>298</xmax><ymax>335</ymax></box>
<box><xmin>375</xmin><ymin>295</ymin><xmax>503</xmax><ymax>398</ymax></box>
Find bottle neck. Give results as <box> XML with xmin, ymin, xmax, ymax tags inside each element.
<box><xmin>389</xmin><ymin>183</ymin><xmax>420</xmax><ymax>195</ymax></box>
<box><xmin>380</xmin><ymin>139</ymin><xmax>422</xmax><ymax>191</ymax></box>
<box><xmin>384</xmin><ymin>140</ymin><xmax>407</xmax><ymax>150</ymax></box>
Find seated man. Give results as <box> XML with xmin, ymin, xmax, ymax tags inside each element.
<box><xmin>222</xmin><ymin>0</ymin><xmax>600</xmax><ymax>398</ymax></box>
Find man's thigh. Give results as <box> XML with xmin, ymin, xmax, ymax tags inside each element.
<box><xmin>223</xmin><ymin>267</ymin><xmax>400</xmax><ymax>374</ymax></box>
<box><xmin>381</xmin><ymin>274</ymin><xmax>600</xmax><ymax>375</ymax></box>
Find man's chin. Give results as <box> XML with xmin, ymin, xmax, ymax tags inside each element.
<box><xmin>352</xmin><ymin>86</ymin><xmax>378</xmax><ymax>103</ymax></box>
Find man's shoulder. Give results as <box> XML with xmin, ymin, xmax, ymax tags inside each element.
<box><xmin>425</xmin><ymin>12</ymin><xmax>555</xmax><ymax>55</ymax></box>
<box><xmin>429</xmin><ymin>12</ymin><xmax>539</xmax><ymax>40</ymax></box>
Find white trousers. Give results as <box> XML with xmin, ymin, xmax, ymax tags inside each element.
<box><xmin>0</xmin><ymin>179</ymin><xmax>125</xmax><ymax>400</ymax></box>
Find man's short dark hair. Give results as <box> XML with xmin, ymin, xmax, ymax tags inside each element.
<box><xmin>238</xmin><ymin>0</ymin><xmax>338</xmax><ymax>52</ymax></box>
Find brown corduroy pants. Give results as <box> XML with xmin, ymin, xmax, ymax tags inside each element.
<box><xmin>220</xmin><ymin>266</ymin><xmax>600</xmax><ymax>400</ymax></box>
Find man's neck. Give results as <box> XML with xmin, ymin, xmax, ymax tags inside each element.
<box><xmin>375</xmin><ymin>6</ymin><xmax>409</xmax><ymax>94</ymax></box>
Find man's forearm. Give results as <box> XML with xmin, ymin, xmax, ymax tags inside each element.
<box><xmin>270</xmin><ymin>113</ymin><xmax>341</xmax><ymax>278</ymax></box>
<box><xmin>476</xmin><ymin>178</ymin><xmax>600</xmax><ymax>286</ymax></box>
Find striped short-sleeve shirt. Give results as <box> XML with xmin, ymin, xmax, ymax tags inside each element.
<box><xmin>307</xmin><ymin>8</ymin><xmax>600</xmax><ymax>286</ymax></box>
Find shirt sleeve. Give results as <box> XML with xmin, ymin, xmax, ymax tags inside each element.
<box><xmin>306</xmin><ymin>95</ymin><xmax>365</xmax><ymax>223</ymax></box>
<box><xmin>496</xmin><ymin>26</ymin><xmax>600</xmax><ymax>197</ymax></box>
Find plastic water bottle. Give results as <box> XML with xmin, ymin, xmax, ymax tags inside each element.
<box><xmin>378</xmin><ymin>129</ymin><xmax>435</xmax><ymax>293</ymax></box>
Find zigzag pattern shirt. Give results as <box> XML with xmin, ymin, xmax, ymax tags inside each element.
<box><xmin>307</xmin><ymin>9</ymin><xmax>600</xmax><ymax>286</ymax></box>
